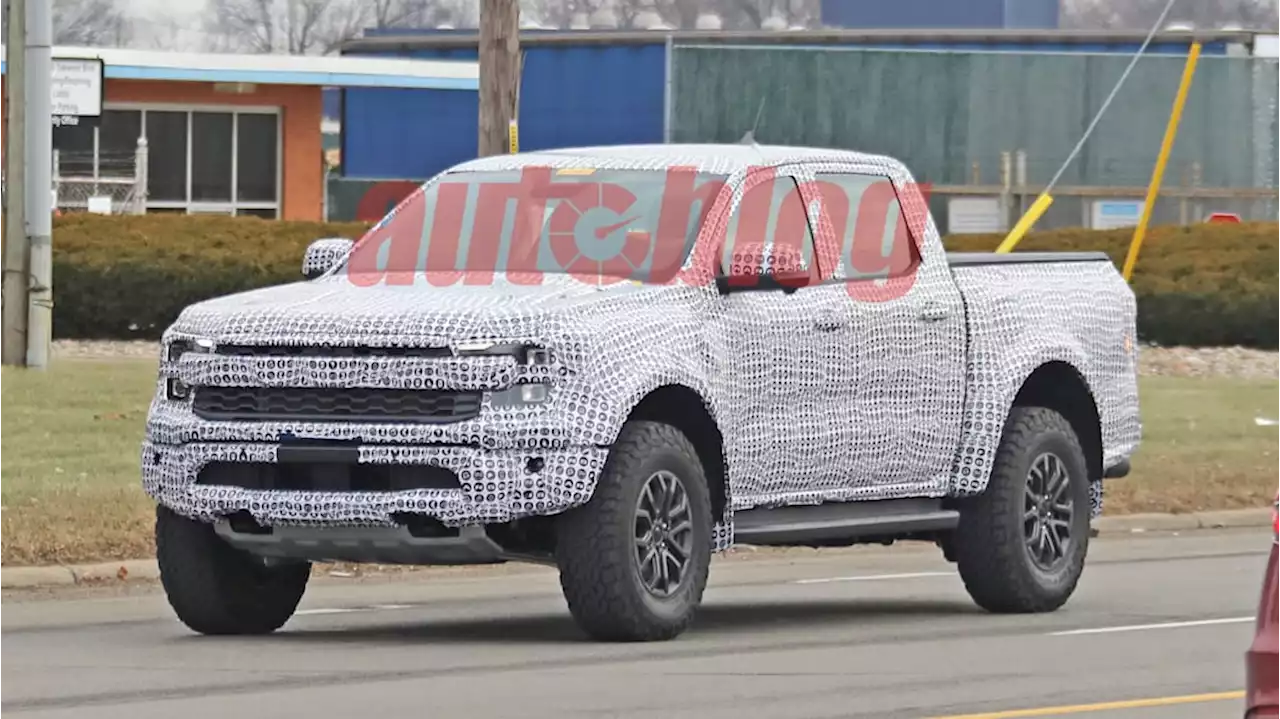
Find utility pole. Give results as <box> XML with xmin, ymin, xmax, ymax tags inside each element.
<box><xmin>477</xmin><ymin>0</ymin><xmax>520</xmax><ymax>157</ymax></box>
<box><xmin>24</xmin><ymin>0</ymin><xmax>51</xmax><ymax>369</ymax></box>
<box><xmin>2</xmin><ymin>0</ymin><xmax>29</xmax><ymax>366</ymax></box>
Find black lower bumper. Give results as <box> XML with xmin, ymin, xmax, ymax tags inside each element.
<box><xmin>213</xmin><ymin>520</ymin><xmax>507</xmax><ymax>565</ymax></box>
<box><xmin>1104</xmin><ymin>459</ymin><xmax>1131</xmax><ymax>479</ymax></box>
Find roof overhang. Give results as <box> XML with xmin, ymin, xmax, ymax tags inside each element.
<box><xmin>340</xmin><ymin>27</ymin><xmax>1264</xmax><ymax>53</ymax></box>
<box><xmin>1</xmin><ymin>45</ymin><xmax>478</xmax><ymax>90</ymax></box>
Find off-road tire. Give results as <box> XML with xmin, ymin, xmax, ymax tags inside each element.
<box><xmin>155</xmin><ymin>505</ymin><xmax>311</xmax><ymax>635</ymax></box>
<box><xmin>951</xmin><ymin>406</ymin><xmax>1091</xmax><ymax>614</ymax></box>
<box><xmin>555</xmin><ymin>420</ymin><xmax>713</xmax><ymax>642</ymax></box>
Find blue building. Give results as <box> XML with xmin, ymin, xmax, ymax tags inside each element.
<box><xmin>335</xmin><ymin>28</ymin><xmax>1255</xmax><ymax>183</ymax></box>
<box><xmin>819</xmin><ymin>0</ymin><xmax>1059</xmax><ymax>30</ymax></box>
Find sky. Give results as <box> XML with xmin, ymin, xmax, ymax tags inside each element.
<box><xmin>126</xmin><ymin>0</ymin><xmax>207</xmax><ymax>48</ymax></box>
<box><xmin>129</xmin><ymin>0</ymin><xmax>202</xmax><ymax>16</ymax></box>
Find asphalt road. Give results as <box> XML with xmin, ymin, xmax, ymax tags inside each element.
<box><xmin>2</xmin><ymin>527</ymin><xmax>1270</xmax><ymax>719</ymax></box>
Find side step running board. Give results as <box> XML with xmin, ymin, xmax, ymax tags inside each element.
<box><xmin>733</xmin><ymin>497</ymin><xmax>959</xmax><ymax>546</ymax></box>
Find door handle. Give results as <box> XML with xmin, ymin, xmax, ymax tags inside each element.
<box><xmin>920</xmin><ymin>302</ymin><xmax>950</xmax><ymax>322</ymax></box>
<box><xmin>813</xmin><ymin>315</ymin><xmax>847</xmax><ymax>332</ymax></box>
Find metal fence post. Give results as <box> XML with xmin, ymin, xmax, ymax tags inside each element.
<box><xmin>134</xmin><ymin>137</ymin><xmax>148</xmax><ymax>215</ymax></box>
<box><xmin>999</xmin><ymin>151</ymin><xmax>1012</xmax><ymax>232</ymax></box>
<box><xmin>662</xmin><ymin>33</ymin><xmax>673</xmax><ymax>144</ymax></box>
<box><xmin>52</xmin><ymin>148</ymin><xmax>60</xmax><ymax>212</ymax></box>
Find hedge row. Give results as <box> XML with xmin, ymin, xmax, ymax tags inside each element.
<box><xmin>41</xmin><ymin>213</ymin><xmax>1279</xmax><ymax>348</ymax></box>
<box><xmin>49</xmin><ymin>214</ymin><xmax>372</xmax><ymax>340</ymax></box>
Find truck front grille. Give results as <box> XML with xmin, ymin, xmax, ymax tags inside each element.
<box><xmin>196</xmin><ymin>461</ymin><xmax>462</xmax><ymax>493</ymax></box>
<box><xmin>214</xmin><ymin>344</ymin><xmax>452</xmax><ymax>358</ymax></box>
<box><xmin>192</xmin><ymin>386</ymin><xmax>481</xmax><ymax>423</ymax></box>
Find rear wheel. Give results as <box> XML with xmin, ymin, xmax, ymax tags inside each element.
<box><xmin>156</xmin><ymin>505</ymin><xmax>310</xmax><ymax>635</ymax></box>
<box><xmin>555</xmin><ymin>420</ymin><xmax>712</xmax><ymax>642</ymax></box>
<box><xmin>951</xmin><ymin>406</ymin><xmax>1091</xmax><ymax>613</ymax></box>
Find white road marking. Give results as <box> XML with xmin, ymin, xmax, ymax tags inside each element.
<box><xmin>295</xmin><ymin>604</ymin><xmax>416</xmax><ymax>616</ymax></box>
<box><xmin>1049</xmin><ymin>616</ymin><xmax>1255</xmax><ymax>636</ymax></box>
<box><xmin>295</xmin><ymin>607</ymin><xmax>363</xmax><ymax>616</ymax></box>
<box><xmin>793</xmin><ymin>571</ymin><xmax>953</xmax><ymax>585</ymax></box>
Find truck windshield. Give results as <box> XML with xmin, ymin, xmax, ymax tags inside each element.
<box><xmin>340</xmin><ymin>167</ymin><xmax>727</xmax><ymax>285</ymax></box>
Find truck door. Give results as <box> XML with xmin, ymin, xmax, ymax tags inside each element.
<box><xmin>795</xmin><ymin>170</ymin><xmax>968</xmax><ymax>496</ymax></box>
<box><xmin>704</xmin><ymin>167</ymin><xmax>861</xmax><ymax>505</ymax></box>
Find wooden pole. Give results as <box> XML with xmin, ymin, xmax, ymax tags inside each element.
<box><xmin>477</xmin><ymin>0</ymin><xmax>520</xmax><ymax>158</ymax></box>
<box><xmin>3</xmin><ymin>0</ymin><xmax>30</xmax><ymax>366</ymax></box>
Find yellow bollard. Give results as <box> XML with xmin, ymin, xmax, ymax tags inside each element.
<box><xmin>1122</xmin><ymin>41</ymin><xmax>1202</xmax><ymax>282</ymax></box>
<box><xmin>994</xmin><ymin>193</ymin><xmax>1055</xmax><ymax>254</ymax></box>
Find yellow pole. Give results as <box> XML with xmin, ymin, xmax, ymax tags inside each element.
<box><xmin>994</xmin><ymin>193</ymin><xmax>1055</xmax><ymax>253</ymax></box>
<box><xmin>1122</xmin><ymin>41</ymin><xmax>1201</xmax><ymax>282</ymax></box>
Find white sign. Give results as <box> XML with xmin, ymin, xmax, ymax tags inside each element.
<box><xmin>947</xmin><ymin>197</ymin><xmax>1004</xmax><ymax>234</ymax></box>
<box><xmin>1091</xmin><ymin>200</ymin><xmax>1144</xmax><ymax>230</ymax></box>
<box><xmin>87</xmin><ymin>196</ymin><xmax>113</xmax><ymax>215</ymax></box>
<box><xmin>51</xmin><ymin>58</ymin><xmax>103</xmax><ymax>121</ymax></box>
<box><xmin>1255</xmin><ymin>34</ymin><xmax>1280</xmax><ymax>58</ymax></box>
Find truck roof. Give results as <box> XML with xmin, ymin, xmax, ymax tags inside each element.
<box><xmin>447</xmin><ymin>143</ymin><xmax>904</xmax><ymax>176</ymax></box>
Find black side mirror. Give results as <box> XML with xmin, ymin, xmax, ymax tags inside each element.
<box><xmin>715</xmin><ymin>244</ymin><xmax>809</xmax><ymax>295</ymax></box>
<box><xmin>715</xmin><ymin>271</ymin><xmax>806</xmax><ymax>295</ymax></box>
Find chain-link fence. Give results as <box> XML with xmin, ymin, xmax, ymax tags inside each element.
<box><xmin>53</xmin><ymin>139</ymin><xmax>148</xmax><ymax>215</ymax></box>
<box><xmin>668</xmin><ymin>44</ymin><xmax>1279</xmax><ymax>231</ymax></box>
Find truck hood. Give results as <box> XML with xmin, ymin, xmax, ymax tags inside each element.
<box><xmin>167</xmin><ymin>275</ymin><xmax>662</xmax><ymax>347</ymax></box>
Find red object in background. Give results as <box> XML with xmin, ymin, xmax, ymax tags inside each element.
<box><xmin>1206</xmin><ymin>212</ymin><xmax>1241</xmax><ymax>224</ymax></box>
<box><xmin>1245</xmin><ymin>495</ymin><xmax>1279</xmax><ymax>718</ymax></box>
<box><xmin>354</xmin><ymin>181</ymin><xmax>421</xmax><ymax>222</ymax></box>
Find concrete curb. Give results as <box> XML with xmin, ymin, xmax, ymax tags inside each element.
<box><xmin>1092</xmin><ymin>507</ymin><xmax>1274</xmax><ymax>534</ymax></box>
<box><xmin>2</xmin><ymin>508</ymin><xmax>1271</xmax><ymax>589</ymax></box>
<box><xmin>1</xmin><ymin>560</ymin><xmax>159</xmax><ymax>589</ymax></box>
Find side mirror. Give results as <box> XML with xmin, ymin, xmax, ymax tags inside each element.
<box><xmin>302</xmin><ymin>238</ymin><xmax>354</xmax><ymax>279</ymax></box>
<box><xmin>715</xmin><ymin>243</ymin><xmax>811</xmax><ymax>295</ymax></box>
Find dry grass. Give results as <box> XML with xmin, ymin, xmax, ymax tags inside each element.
<box><xmin>1</xmin><ymin>359</ymin><xmax>1276</xmax><ymax>566</ymax></box>
<box><xmin>2</xmin><ymin>359</ymin><xmax>159</xmax><ymax>566</ymax></box>
<box><xmin>1105</xmin><ymin>375</ymin><xmax>1278</xmax><ymax>514</ymax></box>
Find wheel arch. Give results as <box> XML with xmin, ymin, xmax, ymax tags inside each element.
<box><xmin>1011</xmin><ymin>360</ymin><xmax>1103</xmax><ymax>483</ymax></box>
<box><xmin>623</xmin><ymin>384</ymin><xmax>730</xmax><ymax>533</ymax></box>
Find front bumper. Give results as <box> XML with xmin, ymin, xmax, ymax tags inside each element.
<box><xmin>214</xmin><ymin>521</ymin><xmax>510</xmax><ymax>565</ymax></box>
<box><xmin>142</xmin><ymin>439</ymin><xmax>610</xmax><ymax>528</ymax></box>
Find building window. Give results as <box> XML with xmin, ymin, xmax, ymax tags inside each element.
<box><xmin>54</xmin><ymin>106</ymin><xmax>281</xmax><ymax>218</ymax></box>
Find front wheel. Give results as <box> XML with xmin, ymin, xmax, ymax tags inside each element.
<box><xmin>555</xmin><ymin>420</ymin><xmax>713</xmax><ymax>642</ymax></box>
<box><xmin>950</xmin><ymin>406</ymin><xmax>1091</xmax><ymax>614</ymax></box>
<box><xmin>156</xmin><ymin>505</ymin><xmax>311</xmax><ymax>635</ymax></box>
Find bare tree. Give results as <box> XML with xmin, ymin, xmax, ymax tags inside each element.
<box><xmin>203</xmin><ymin>0</ymin><xmax>475</xmax><ymax>55</ymax></box>
<box><xmin>1062</xmin><ymin>0</ymin><xmax>1278</xmax><ymax>30</ymax></box>
<box><xmin>2</xmin><ymin>0</ymin><xmax>133</xmax><ymax>46</ymax></box>
<box><xmin>521</xmin><ymin>0</ymin><xmax>820</xmax><ymax>29</ymax></box>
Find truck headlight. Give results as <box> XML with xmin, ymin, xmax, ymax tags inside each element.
<box><xmin>166</xmin><ymin>336</ymin><xmax>215</xmax><ymax>362</ymax></box>
<box><xmin>166</xmin><ymin>378</ymin><xmax>191</xmax><ymax>401</ymax></box>
<box><xmin>455</xmin><ymin>340</ymin><xmax>550</xmax><ymax>366</ymax></box>
<box><xmin>489</xmin><ymin>383</ymin><xmax>550</xmax><ymax>408</ymax></box>
<box><xmin>164</xmin><ymin>337</ymin><xmax>213</xmax><ymax>400</ymax></box>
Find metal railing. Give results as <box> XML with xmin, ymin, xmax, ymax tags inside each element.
<box><xmin>926</xmin><ymin>150</ymin><xmax>1277</xmax><ymax>234</ymax></box>
<box><xmin>52</xmin><ymin>137</ymin><xmax>149</xmax><ymax>216</ymax></box>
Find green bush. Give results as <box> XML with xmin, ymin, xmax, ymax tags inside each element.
<box><xmin>45</xmin><ymin>214</ymin><xmax>1279</xmax><ymax>348</ymax></box>
<box><xmin>51</xmin><ymin>214</ymin><xmax>372</xmax><ymax>340</ymax></box>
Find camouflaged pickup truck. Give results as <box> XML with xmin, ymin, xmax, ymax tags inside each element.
<box><xmin>145</xmin><ymin>143</ymin><xmax>1140</xmax><ymax>642</ymax></box>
